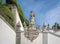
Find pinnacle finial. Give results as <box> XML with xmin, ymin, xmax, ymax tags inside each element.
<box><xmin>43</xmin><ymin>22</ymin><xmax>46</xmax><ymax>27</ymax></box>
<box><xmin>30</xmin><ymin>11</ymin><xmax>35</xmax><ymax>17</ymax></box>
<box><xmin>30</xmin><ymin>11</ymin><xmax>33</xmax><ymax>13</ymax></box>
<box><xmin>42</xmin><ymin>22</ymin><xmax>47</xmax><ymax>30</ymax></box>
<box><xmin>23</xmin><ymin>22</ymin><xmax>26</xmax><ymax>27</ymax></box>
<box><xmin>16</xmin><ymin>22</ymin><xmax>21</xmax><ymax>27</ymax></box>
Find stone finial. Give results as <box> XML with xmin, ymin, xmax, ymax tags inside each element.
<box><xmin>15</xmin><ymin>22</ymin><xmax>21</xmax><ymax>32</ymax></box>
<box><xmin>47</xmin><ymin>24</ymin><xmax>50</xmax><ymax>30</ymax></box>
<box><xmin>43</xmin><ymin>22</ymin><xmax>46</xmax><ymax>27</ymax></box>
<box><xmin>54</xmin><ymin>22</ymin><xmax>58</xmax><ymax>30</ymax></box>
<box><xmin>16</xmin><ymin>22</ymin><xmax>21</xmax><ymax>28</ymax></box>
<box><xmin>24</xmin><ymin>11</ymin><xmax>40</xmax><ymax>42</ymax></box>
<box><xmin>29</xmin><ymin>11</ymin><xmax>35</xmax><ymax>29</ymax></box>
<box><xmin>30</xmin><ymin>11</ymin><xmax>35</xmax><ymax>17</ymax></box>
<box><xmin>23</xmin><ymin>22</ymin><xmax>26</xmax><ymax>27</ymax></box>
<box><xmin>16</xmin><ymin>22</ymin><xmax>21</xmax><ymax>32</ymax></box>
<box><xmin>43</xmin><ymin>22</ymin><xmax>47</xmax><ymax>31</ymax></box>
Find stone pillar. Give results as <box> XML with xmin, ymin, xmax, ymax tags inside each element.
<box><xmin>16</xmin><ymin>31</ymin><xmax>21</xmax><ymax>44</ymax></box>
<box><xmin>15</xmin><ymin>22</ymin><xmax>21</xmax><ymax>44</ymax></box>
<box><xmin>42</xmin><ymin>32</ymin><xmax>48</xmax><ymax>44</ymax></box>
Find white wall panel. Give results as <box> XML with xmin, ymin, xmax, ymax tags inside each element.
<box><xmin>0</xmin><ymin>18</ymin><xmax>16</xmax><ymax>44</ymax></box>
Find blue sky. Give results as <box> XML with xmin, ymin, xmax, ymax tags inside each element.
<box><xmin>18</xmin><ymin>0</ymin><xmax>60</xmax><ymax>27</ymax></box>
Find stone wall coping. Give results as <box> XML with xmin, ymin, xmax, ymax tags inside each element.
<box><xmin>0</xmin><ymin>15</ymin><xmax>16</xmax><ymax>32</ymax></box>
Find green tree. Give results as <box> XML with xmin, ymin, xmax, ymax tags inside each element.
<box><xmin>57</xmin><ymin>24</ymin><xmax>60</xmax><ymax>29</ymax></box>
<box><xmin>0</xmin><ymin>0</ymin><xmax>2</xmax><ymax>4</ymax></box>
<box><xmin>52</xmin><ymin>23</ymin><xmax>60</xmax><ymax>29</ymax></box>
<box><xmin>6</xmin><ymin>0</ymin><xmax>29</xmax><ymax>26</ymax></box>
<box><xmin>0</xmin><ymin>0</ymin><xmax>29</xmax><ymax>27</ymax></box>
<box><xmin>6</xmin><ymin>0</ymin><xmax>17</xmax><ymax>4</ymax></box>
<box><xmin>0</xmin><ymin>5</ymin><xmax>14</xmax><ymax>27</ymax></box>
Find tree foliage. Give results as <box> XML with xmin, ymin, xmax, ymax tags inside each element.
<box><xmin>6</xmin><ymin>0</ymin><xmax>29</xmax><ymax>26</ymax></box>
<box><xmin>16</xmin><ymin>4</ymin><xmax>29</xmax><ymax>26</ymax></box>
<box><xmin>57</xmin><ymin>24</ymin><xmax>60</xmax><ymax>29</ymax></box>
<box><xmin>0</xmin><ymin>5</ymin><xmax>14</xmax><ymax>27</ymax></box>
<box><xmin>0</xmin><ymin>0</ymin><xmax>2</xmax><ymax>4</ymax></box>
<box><xmin>52</xmin><ymin>23</ymin><xmax>60</xmax><ymax>29</ymax></box>
<box><xmin>6</xmin><ymin>0</ymin><xmax>17</xmax><ymax>4</ymax></box>
<box><xmin>0</xmin><ymin>0</ymin><xmax>29</xmax><ymax>27</ymax></box>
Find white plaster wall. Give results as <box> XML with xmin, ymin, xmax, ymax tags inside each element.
<box><xmin>21</xmin><ymin>31</ymin><xmax>60</xmax><ymax>44</ymax></box>
<box><xmin>55</xmin><ymin>31</ymin><xmax>60</xmax><ymax>35</ymax></box>
<box><xmin>48</xmin><ymin>33</ymin><xmax>60</xmax><ymax>44</ymax></box>
<box><xmin>21</xmin><ymin>32</ymin><xmax>42</xmax><ymax>44</ymax></box>
<box><xmin>0</xmin><ymin>18</ymin><xmax>16</xmax><ymax>44</ymax></box>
